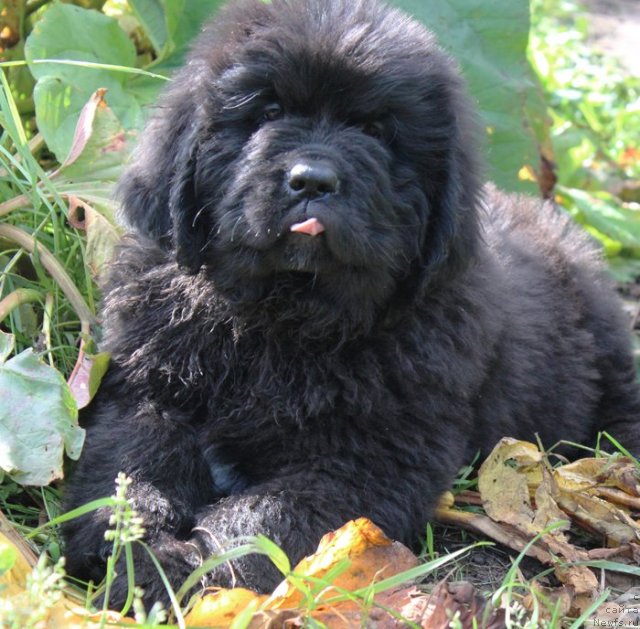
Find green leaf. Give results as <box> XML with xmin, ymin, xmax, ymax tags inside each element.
<box><xmin>394</xmin><ymin>0</ymin><xmax>548</xmax><ymax>193</ymax></box>
<box><xmin>25</xmin><ymin>3</ymin><xmax>141</xmax><ymax>160</ymax></box>
<box><xmin>170</xmin><ymin>0</ymin><xmax>222</xmax><ymax>56</ymax></box>
<box><xmin>0</xmin><ymin>349</ymin><xmax>84</xmax><ymax>486</ymax></box>
<box><xmin>129</xmin><ymin>0</ymin><xmax>171</xmax><ymax>56</ymax></box>
<box><xmin>68</xmin><ymin>196</ymin><xmax>121</xmax><ymax>276</ymax></box>
<box><xmin>47</xmin><ymin>89</ymin><xmax>128</xmax><ymax>275</ymax></box>
<box><xmin>606</xmin><ymin>258</ymin><xmax>640</xmax><ymax>284</ymax></box>
<box><xmin>0</xmin><ymin>332</ymin><xmax>15</xmax><ymax>365</ymax></box>
<box><xmin>559</xmin><ymin>186</ymin><xmax>640</xmax><ymax>257</ymax></box>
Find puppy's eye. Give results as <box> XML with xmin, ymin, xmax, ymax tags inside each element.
<box><xmin>262</xmin><ymin>103</ymin><xmax>283</xmax><ymax>122</ymax></box>
<box><xmin>362</xmin><ymin>120</ymin><xmax>385</xmax><ymax>139</ymax></box>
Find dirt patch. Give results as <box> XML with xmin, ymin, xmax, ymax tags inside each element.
<box><xmin>581</xmin><ymin>0</ymin><xmax>640</xmax><ymax>75</ymax></box>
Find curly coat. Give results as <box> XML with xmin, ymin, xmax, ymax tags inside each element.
<box><xmin>63</xmin><ymin>0</ymin><xmax>640</xmax><ymax>608</ymax></box>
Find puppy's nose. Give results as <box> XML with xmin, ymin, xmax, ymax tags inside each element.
<box><xmin>287</xmin><ymin>161</ymin><xmax>339</xmax><ymax>198</ymax></box>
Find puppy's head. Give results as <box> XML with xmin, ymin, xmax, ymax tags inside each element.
<box><xmin>118</xmin><ymin>0</ymin><xmax>481</xmax><ymax>322</ymax></box>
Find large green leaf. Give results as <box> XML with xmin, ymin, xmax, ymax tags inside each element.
<box><xmin>24</xmin><ymin>1</ymin><xmax>222</xmax><ymax>161</ymax></box>
<box><xmin>0</xmin><ymin>335</ymin><xmax>84</xmax><ymax>486</ymax></box>
<box><xmin>395</xmin><ymin>0</ymin><xmax>548</xmax><ymax>193</ymax></box>
<box><xmin>128</xmin><ymin>0</ymin><xmax>193</xmax><ymax>57</ymax></box>
<box><xmin>558</xmin><ymin>186</ymin><xmax>640</xmax><ymax>257</ymax></box>
<box><xmin>25</xmin><ymin>3</ymin><xmax>141</xmax><ymax>160</ymax></box>
<box><xmin>129</xmin><ymin>0</ymin><xmax>172</xmax><ymax>56</ymax></box>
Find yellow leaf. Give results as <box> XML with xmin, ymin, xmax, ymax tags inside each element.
<box><xmin>185</xmin><ymin>588</ymin><xmax>267</xmax><ymax>627</ymax></box>
<box><xmin>477</xmin><ymin>438</ymin><xmax>543</xmax><ymax>529</ymax></box>
<box><xmin>266</xmin><ymin>517</ymin><xmax>419</xmax><ymax>610</ymax></box>
<box><xmin>0</xmin><ymin>531</ymin><xmax>34</xmax><ymax>596</ymax></box>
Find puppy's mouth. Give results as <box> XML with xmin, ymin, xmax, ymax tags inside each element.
<box><xmin>266</xmin><ymin>210</ymin><xmax>331</xmax><ymax>273</ymax></box>
<box><xmin>276</xmin><ymin>230</ymin><xmax>327</xmax><ymax>273</ymax></box>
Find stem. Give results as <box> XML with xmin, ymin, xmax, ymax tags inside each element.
<box><xmin>0</xmin><ymin>288</ymin><xmax>41</xmax><ymax>323</ymax></box>
<box><xmin>0</xmin><ymin>193</ymin><xmax>31</xmax><ymax>217</ymax></box>
<box><xmin>26</xmin><ymin>0</ymin><xmax>50</xmax><ymax>15</ymax></box>
<box><xmin>0</xmin><ymin>224</ymin><xmax>95</xmax><ymax>334</ymax></box>
<box><xmin>43</xmin><ymin>292</ymin><xmax>54</xmax><ymax>366</ymax></box>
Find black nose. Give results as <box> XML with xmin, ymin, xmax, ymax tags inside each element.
<box><xmin>287</xmin><ymin>161</ymin><xmax>339</xmax><ymax>198</ymax></box>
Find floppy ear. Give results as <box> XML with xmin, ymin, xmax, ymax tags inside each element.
<box><xmin>117</xmin><ymin>97</ymin><xmax>208</xmax><ymax>274</ymax></box>
<box><xmin>420</xmin><ymin>84</ymin><xmax>482</xmax><ymax>287</ymax></box>
<box><xmin>167</xmin><ymin>123</ymin><xmax>209</xmax><ymax>274</ymax></box>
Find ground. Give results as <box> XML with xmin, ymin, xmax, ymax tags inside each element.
<box><xmin>582</xmin><ymin>0</ymin><xmax>640</xmax><ymax>75</ymax></box>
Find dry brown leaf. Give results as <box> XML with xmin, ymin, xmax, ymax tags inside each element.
<box><xmin>595</xmin><ymin>457</ymin><xmax>640</xmax><ymax>496</ymax></box>
<box><xmin>552</xmin><ymin>458</ymin><xmax>604</xmax><ymax>492</ymax></box>
<box><xmin>256</xmin><ymin>583</ymin><xmax>507</xmax><ymax>629</ymax></box>
<box><xmin>553</xmin><ymin>457</ymin><xmax>640</xmax><ymax>497</ymax></box>
<box><xmin>554</xmin><ymin>564</ymin><xmax>599</xmax><ymax>617</ymax></box>
<box><xmin>477</xmin><ymin>438</ymin><xmax>543</xmax><ymax>530</ymax></box>
<box><xmin>47</xmin><ymin>604</ymin><xmax>136</xmax><ymax>628</ymax></box>
<box><xmin>184</xmin><ymin>518</ymin><xmax>421</xmax><ymax>628</ymax></box>
<box><xmin>555</xmin><ymin>490</ymin><xmax>640</xmax><ymax>546</ymax></box>
<box><xmin>439</xmin><ymin>440</ymin><xmax>640</xmax><ymax>621</ymax></box>
<box><xmin>435</xmin><ymin>506</ymin><xmax>556</xmax><ymax>565</ymax></box>
<box><xmin>522</xmin><ymin>581</ymin><xmax>572</xmax><ymax>620</ymax></box>
<box><xmin>185</xmin><ymin>587</ymin><xmax>267</xmax><ymax>627</ymax></box>
<box><xmin>531</xmin><ymin>468</ymin><xmax>571</xmax><ymax>534</ymax></box>
<box><xmin>594</xmin><ymin>486</ymin><xmax>640</xmax><ymax>510</ymax></box>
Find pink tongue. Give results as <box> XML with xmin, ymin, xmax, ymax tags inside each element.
<box><xmin>290</xmin><ymin>217</ymin><xmax>326</xmax><ymax>236</ymax></box>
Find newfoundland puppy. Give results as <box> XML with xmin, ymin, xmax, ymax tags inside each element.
<box><xmin>63</xmin><ymin>0</ymin><xmax>640</xmax><ymax>609</ymax></box>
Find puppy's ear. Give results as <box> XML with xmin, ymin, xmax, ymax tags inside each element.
<box><xmin>117</xmin><ymin>98</ymin><xmax>207</xmax><ymax>274</ymax></box>
<box><xmin>421</xmin><ymin>88</ymin><xmax>482</xmax><ymax>286</ymax></box>
<box><xmin>168</xmin><ymin>123</ymin><xmax>209</xmax><ymax>274</ymax></box>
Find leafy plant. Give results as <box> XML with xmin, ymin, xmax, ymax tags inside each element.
<box><xmin>530</xmin><ymin>0</ymin><xmax>640</xmax><ymax>271</ymax></box>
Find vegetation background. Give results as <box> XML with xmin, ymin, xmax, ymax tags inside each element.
<box><xmin>0</xmin><ymin>0</ymin><xmax>638</xmax><ymax>625</ymax></box>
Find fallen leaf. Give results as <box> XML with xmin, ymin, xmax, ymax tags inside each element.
<box><xmin>554</xmin><ymin>490</ymin><xmax>640</xmax><ymax>546</ymax></box>
<box><xmin>185</xmin><ymin>588</ymin><xmax>267</xmax><ymax>627</ymax></box>
<box><xmin>0</xmin><ymin>530</ymin><xmax>34</xmax><ymax>597</ymax></box>
<box><xmin>0</xmin><ymin>521</ymin><xmax>134</xmax><ymax>628</ymax></box>
<box><xmin>266</xmin><ymin>517</ymin><xmax>419</xmax><ymax>610</ymax></box>
<box><xmin>477</xmin><ymin>438</ymin><xmax>542</xmax><ymax>530</ymax></box>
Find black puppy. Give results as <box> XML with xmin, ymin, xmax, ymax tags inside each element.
<box><xmin>63</xmin><ymin>0</ymin><xmax>640</xmax><ymax>608</ymax></box>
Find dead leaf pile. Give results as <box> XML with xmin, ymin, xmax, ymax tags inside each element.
<box><xmin>436</xmin><ymin>438</ymin><xmax>640</xmax><ymax>618</ymax></box>
<box><xmin>1</xmin><ymin>514</ymin><xmax>503</xmax><ymax>628</ymax></box>
<box><xmin>185</xmin><ymin>517</ymin><xmax>505</xmax><ymax>628</ymax></box>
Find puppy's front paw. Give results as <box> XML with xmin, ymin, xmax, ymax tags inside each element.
<box><xmin>98</xmin><ymin>535</ymin><xmax>203</xmax><ymax>613</ymax></box>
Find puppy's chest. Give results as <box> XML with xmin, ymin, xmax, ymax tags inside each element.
<box><xmin>198</xmin><ymin>339</ymin><xmax>397</xmax><ymax>447</ymax></box>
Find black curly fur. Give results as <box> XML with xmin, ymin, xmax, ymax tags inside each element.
<box><xmin>63</xmin><ymin>0</ymin><xmax>640</xmax><ymax>610</ymax></box>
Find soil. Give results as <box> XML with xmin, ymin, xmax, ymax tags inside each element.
<box><xmin>581</xmin><ymin>0</ymin><xmax>640</xmax><ymax>75</ymax></box>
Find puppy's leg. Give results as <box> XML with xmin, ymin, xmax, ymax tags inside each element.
<box><xmin>593</xmin><ymin>354</ymin><xmax>640</xmax><ymax>454</ymax></box>
<box><xmin>63</xmin><ymin>375</ymin><xmax>215</xmax><ymax>609</ymax></box>
<box><xmin>187</xmin><ymin>456</ymin><xmax>460</xmax><ymax>595</ymax></box>
<box><xmin>584</xmin><ymin>296</ymin><xmax>640</xmax><ymax>454</ymax></box>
